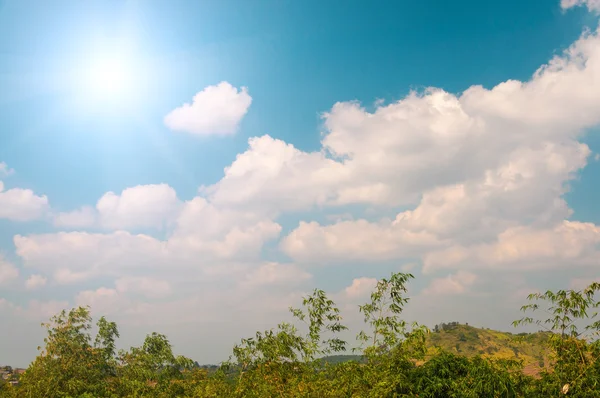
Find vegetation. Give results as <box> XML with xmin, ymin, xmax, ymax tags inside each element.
<box><xmin>1</xmin><ymin>272</ymin><xmax>599</xmax><ymax>397</ymax></box>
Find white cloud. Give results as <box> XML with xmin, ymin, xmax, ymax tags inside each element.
<box><xmin>0</xmin><ymin>163</ymin><xmax>48</xmax><ymax>222</ymax></box>
<box><xmin>423</xmin><ymin>221</ymin><xmax>600</xmax><ymax>273</ymax></box>
<box><xmin>203</xmin><ymin>135</ymin><xmax>346</xmax><ymax>215</ymax></box>
<box><xmin>421</xmin><ymin>271</ymin><xmax>477</xmax><ymax>296</ymax></box>
<box><xmin>561</xmin><ymin>0</ymin><xmax>600</xmax><ymax>12</ymax></box>
<box><xmin>53</xmin><ymin>184</ymin><xmax>180</xmax><ymax>230</ymax></box>
<box><xmin>53</xmin><ymin>206</ymin><xmax>96</xmax><ymax>228</ymax></box>
<box><xmin>239</xmin><ymin>262</ymin><xmax>312</xmax><ymax>288</ymax></box>
<box><xmin>5</xmin><ymin>299</ymin><xmax>71</xmax><ymax>321</ymax></box>
<box><xmin>343</xmin><ymin>277</ymin><xmax>378</xmax><ymax>299</ymax></box>
<box><xmin>25</xmin><ymin>274</ymin><xmax>47</xmax><ymax>290</ymax></box>
<box><xmin>115</xmin><ymin>276</ymin><xmax>171</xmax><ymax>299</ymax></box>
<box><xmin>0</xmin><ymin>182</ymin><xmax>48</xmax><ymax>222</ymax></box>
<box><xmin>276</xmin><ymin>28</ymin><xmax>600</xmax><ymax>264</ymax></box>
<box><xmin>16</xmin><ymin>208</ymin><xmax>282</xmax><ymax>285</ymax></box>
<box><xmin>96</xmin><ymin>184</ymin><xmax>180</xmax><ymax>230</ymax></box>
<box><xmin>75</xmin><ymin>287</ymin><xmax>123</xmax><ymax>316</ymax></box>
<box><xmin>281</xmin><ymin>219</ymin><xmax>442</xmax><ymax>264</ymax></box>
<box><xmin>0</xmin><ymin>257</ymin><xmax>19</xmax><ymax>285</ymax></box>
<box><xmin>164</xmin><ymin>81</ymin><xmax>252</xmax><ymax>136</ymax></box>
<box><xmin>0</xmin><ymin>162</ymin><xmax>14</xmax><ymax>176</ymax></box>
<box><xmin>14</xmin><ymin>231</ymin><xmax>170</xmax><ymax>284</ymax></box>
<box><xmin>205</xmin><ymin>29</ymin><xmax>600</xmax><ymax>218</ymax></box>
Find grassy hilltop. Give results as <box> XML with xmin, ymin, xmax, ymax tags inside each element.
<box><xmin>323</xmin><ymin>323</ymin><xmax>552</xmax><ymax>376</ymax></box>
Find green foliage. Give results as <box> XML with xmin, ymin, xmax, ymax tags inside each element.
<box><xmin>4</xmin><ymin>272</ymin><xmax>600</xmax><ymax>398</ymax></box>
<box><xmin>289</xmin><ymin>288</ymin><xmax>348</xmax><ymax>361</ymax></box>
<box><xmin>513</xmin><ymin>282</ymin><xmax>600</xmax><ymax>397</ymax></box>
<box><xmin>355</xmin><ymin>272</ymin><xmax>429</xmax><ymax>360</ymax></box>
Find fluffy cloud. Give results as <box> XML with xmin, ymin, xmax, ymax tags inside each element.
<box><xmin>96</xmin><ymin>184</ymin><xmax>180</xmax><ymax>230</ymax></box>
<box><xmin>421</xmin><ymin>271</ymin><xmax>477</xmax><ymax>296</ymax></box>
<box><xmin>561</xmin><ymin>0</ymin><xmax>600</xmax><ymax>12</ymax></box>
<box><xmin>0</xmin><ymin>181</ymin><xmax>49</xmax><ymax>222</ymax></box>
<box><xmin>17</xmin><ymin>201</ymin><xmax>282</xmax><ymax>285</ymax></box>
<box><xmin>0</xmin><ymin>163</ymin><xmax>48</xmax><ymax>221</ymax></box>
<box><xmin>0</xmin><ymin>162</ymin><xmax>14</xmax><ymax>176</ymax></box>
<box><xmin>25</xmin><ymin>274</ymin><xmax>47</xmax><ymax>290</ymax></box>
<box><xmin>205</xmin><ymin>29</ymin><xmax>600</xmax><ymax>220</ymax></box>
<box><xmin>0</xmin><ymin>257</ymin><xmax>18</xmax><ymax>285</ymax></box>
<box><xmin>115</xmin><ymin>276</ymin><xmax>171</xmax><ymax>298</ymax></box>
<box><xmin>277</xmin><ymin>28</ymin><xmax>600</xmax><ymax>265</ymax></box>
<box><xmin>343</xmin><ymin>277</ymin><xmax>378</xmax><ymax>299</ymax></box>
<box><xmin>54</xmin><ymin>184</ymin><xmax>180</xmax><ymax>230</ymax></box>
<box><xmin>1</xmin><ymin>299</ymin><xmax>70</xmax><ymax>321</ymax></box>
<box><xmin>281</xmin><ymin>219</ymin><xmax>442</xmax><ymax>264</ymax></box>
<box><xmin>164</xmin><ymin>81</ymin><xmax>252</xmax><ymax>136</ymax></box>
<box><xmin>53</xmin><ymin>206</ymin><xmax>96</xmax><ymax>228</ymax></box>
<box><xmin>75</xmin><ymin>287</ymin><xmax>122</xmax><ymax>316</ymax></box>
<box><xmin>239</xmin><ymin>262</ymin><xmax>312</xmax><ymax>288</ymax></box>
<box><xmin>423</xmin><ymin>221</ymin><xmax>600</xmax><ymax>273</ymax></box>
<box><xmin>14</xmin><ymin>231</ymin><xmax>170</xmax><ymax>284</ymax></box>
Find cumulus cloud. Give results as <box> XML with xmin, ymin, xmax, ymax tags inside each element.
<box><xmin>343</xmin><ymin>277</ymin><xmax>378</xmax><ymax>299</ymax></box>
<box><xmin>96</xmin><ymin>184</ymin><xmax>180</xmax><ymax>230</ymax></box>
<box><xmin>25</xmin><ymin>274</ymin><xmax>47</xmax><ymax>290</ymax></box>
<box><xmin>164</xmin><ymin>82</ymin><xmax>252</xmax><ymax>136</ymax></box>
<box><xmin>0</xmin><ymin>162</ymin><xmax>14</xmax><ymax>176</ymax></box>
<box><xmin>561</xmin><ymin>0</ymin><xmax>600</xmax><ymax>12</ymax></box>
<box><xmin>281</xmin><ymin>219</ymin><xmax>442</xmax><ymax>264</ymax></box>
<box><xmin>421</xmin><ymin>271</ymin><xmax>477</xmax><ymax>296</ymax></box>
<box><xmin>54</xmin><ymin>184</ymin><xmax>180</xmax><ymax>230</ymax></box>
<box><xmin>14</xmin><ymin>231</ymin><xmax>170</xmax><ymax>284</ymax></box>
<box><xmin>0</xmin><ymin>181</ymin><xmax>48</xmax><ymax>222</ymax></box>
<box><xmin>276</xmin><ymin>27</ymin><xmax>600</xmax><ymax>264</ymax></box>
<box><xmin>205</xmin><ymin>28</ymin><xmax>600</xmax><ymax>220</ymax></box>
<box><xmin>0</xmin><ymin>257</ymin><xmax>19</xmax><ymax>285</ymax></box>
<box><xmin>423</xmin><ymin>221</ymin><xmax>600</xmax><ymax>273</ymax></box>
<box><xmin>16</xmin><ymin>209</ymin><xmax>282</xmax><ymax>285</ymax></box>
<box><xmin>1</xmin><ymin>299</ymin><xmax>70</xmax><ymax>321</ymax></box>
<box><xmin>115</xmin><ymin>276</ymin><xmax>172</xmax><ymax>299</ymax></box>
<box><xmin>0</xmin><ymin>163</ymin><xmax>48</xmax><ymax>221</ymax></box>
<box><xmin>239</xmin><ymin>262</ymin><xmax>312</xmax><ymax>288</ymax></box>
<box><xmin>75</xmin><ymin>287</ymin><xmax>123</xmax><ymax>316</ymax></box>
<box><xmin>53</xmin><ymin>206</ymin><xmax>96</xmax><ymax>229</ymax></box>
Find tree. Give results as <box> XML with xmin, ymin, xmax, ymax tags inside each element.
<box><xmin>16</xmin><ymin>306</ymin><xmax>118</xmax><ymax>397</ymax></box>
<box><xmin>289</xmin><ymin>288</ymin><xmax>348</xmax><ymax>361</ymax></box>
<box><xmin>513</xmin><ymin>282</ymin><xmax>600</xmax><ymax>396</ymax></box>
<box><xmin>114</xmin><ymin>332</ymin><xmax>195</xmax><ymax>397</ymax></box>
<box><xmin>356</xmin><ymin>272</ymin><xmax>428</xmax><ymax>358</ymax></box>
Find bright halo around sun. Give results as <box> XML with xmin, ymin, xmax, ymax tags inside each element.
<box><xmin>84</xmin><ymin>58</ymin><xmax>130</xmax><ymax>99</ymax></box>
<box><xmin>69</xmin><ymin>52</ymin><xmax>143</xmax><ymax>114</ymax></box>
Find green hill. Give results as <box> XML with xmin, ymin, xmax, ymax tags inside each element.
<box><xmin>322</xmin><ymin>323</ymin><xmax>552</xmax><ymax>376</ymax></box>
<box><xmin>426</xmin><ymin>323</ymin><xmax>551</xmax><ymax>375</ymax></box>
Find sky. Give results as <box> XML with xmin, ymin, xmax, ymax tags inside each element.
<box><xmin>1</xmin><ymin>0</ymin><xmax>600</xmax><ymax>367</ymax></box>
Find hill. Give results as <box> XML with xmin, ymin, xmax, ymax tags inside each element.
<box><xmin>426</xmin><ymin>322</ymin><xmax>551</xmax><ymax>375</ymax></box>
<box><xmin>322</xmin><ymin>323</ymin><xmax>552</xmax><ymax>376</ymax></box>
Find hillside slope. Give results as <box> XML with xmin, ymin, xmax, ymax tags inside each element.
<box><xmin>426</xmin><ymin>323</ymin><xmax>551</xmax><ymax>375</ymax></box>
<box><xmin>322</xmin><ymin>323</ymin><xmax>551</xmax><ymax>376</ymax></box>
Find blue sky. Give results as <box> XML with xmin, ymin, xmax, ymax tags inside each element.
<box><xmin>1</xmin><ymin>0</ymin><xmax>600</xmax><ymax>366</ymax></box>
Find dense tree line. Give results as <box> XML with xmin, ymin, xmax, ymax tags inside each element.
<box><xmin>1</xmin><ymin>272</ymin><xmax>599</xmax><ymax>397</ymax></box>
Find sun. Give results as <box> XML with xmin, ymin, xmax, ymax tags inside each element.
<box><xmin>81</xmin><ymin>57</ymin><xmax>132</xmax><ymax>101</ymax></box>
<box><xmin>62</xmin><ymin>46</ymin><xmax>150</xmax><ymax>116</ymax></box>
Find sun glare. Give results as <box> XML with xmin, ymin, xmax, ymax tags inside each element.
<box><xmin>82</xmin><ymin>57</ymin><xmax>131</xmax><ymax>100</ymax></box>
<box><xmin>65</xmin><ymin>51</ymin><xmax>145</xmax><ymax>116</ymax></box>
